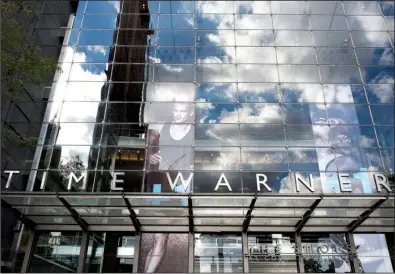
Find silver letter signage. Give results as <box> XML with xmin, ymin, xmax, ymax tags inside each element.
<box><xmin>214</xmin><ymin>173</ymin><xmax>232</xmax><ymax>191</ymax></box>
<box><xmin>295</xmin><ymin>173</ymin><xmax>314</xmax><ymax>192</ymax></box>
<box><xmin>4</xmin><ymin>171</ymin><xmax>20</xmax><ymax>189</ymax></box>
<box><xmin>68</xmin><ymin>172</ymin><xmax>87</xmax><ymax>190</ymax></box>
<box><xmin>166</xmin><ymin>172</ymin><xmax>193</xmax><ymax>192</ymax></box>
<box><xmin>256</xmin><ymin>174</ymin><xmax>272</xmax><ymax>192</ymax></box>
<box><xmin>339</xmin><ymin>173</ymin><xmax>352</xmax><ymax>192</ymax></box>
<box><xmin>373</xmin><ymin>173</ymin><xmax>392</xmax><ymax>193</ymax></box>
<box><xmin>111</xmin><ymin>172</ymin><xmax>125</xmax><ymax>191</ymax></box>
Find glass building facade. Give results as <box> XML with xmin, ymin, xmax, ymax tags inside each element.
<box><xmin>1</xmin><ymin>1</ymin><xmax>394</xmax><ymax>273</ymax></box>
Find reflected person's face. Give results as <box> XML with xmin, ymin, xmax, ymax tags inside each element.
<box><xmin>173</xmin><ymin>103</ymin><xmax>190</xmax><ymax>123</ymax></box>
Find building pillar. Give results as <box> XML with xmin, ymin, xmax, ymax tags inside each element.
<box><xmin>10</xmin><ymin>222</ymin><xmax>23</xmax><ymax>272</ymax></box>
<box><xmin>77</xmin><ymin>232</ymin><xmax>89</xmax><ymax>273</ymax></box>
<box><xmin>20</xmin><ymin>229</ymin><xmax>37</xmax><ymax>273</ymax></box>
<box><xmin>133</xmin><ymin>233</ymin><xmax>141</xmax><ymax>273</ymax></box>
<box><xmin>346</xmin><ymin>232</ymin><xmax>360</xmax><ymax>273</ymax></box>
<box><xmin>188</xmin><ymin>232</ymin><xmax>194</xmax><ymax>273</ymax></box>
<box><xmin>295</xmin><ymin>232</ymin><xmax>304</xmax><ymax>273</ymax></box>
<box><xmin>242</xmin><ymin>232</ymin><xmax>249</xmax><ymax>273</ymax></box>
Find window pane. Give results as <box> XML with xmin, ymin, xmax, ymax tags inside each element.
<box><xmin>194</xmin><ymin>234</ymin><xmax>243</xmax><ymax>273</ymax></box>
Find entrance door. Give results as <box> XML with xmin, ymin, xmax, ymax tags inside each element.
<box><xmin>101</xmin><ymin>232</ymin><xmax>136</xmax><ymax>273</ymax></box>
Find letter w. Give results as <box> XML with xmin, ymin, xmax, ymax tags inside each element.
<box><xmin>166</xmin><ymin>172</ymin><xmax>193</xmax><ymax>192</ymax></box>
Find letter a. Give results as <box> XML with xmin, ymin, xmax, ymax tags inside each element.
<box><xmin>214</xmin><ymin>173</ymin><xmax>232</xmax><ymax>191</ymax></box>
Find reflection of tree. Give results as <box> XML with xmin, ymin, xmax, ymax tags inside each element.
<box><xmin>59</xmin><ymin>155</ymin><xmax>85</xmax><ymax>177</ymax></box>
<box><xmin>57</xmin><ymin>155</ymin><xmax>86</xmax><ymax>190</ymax></box>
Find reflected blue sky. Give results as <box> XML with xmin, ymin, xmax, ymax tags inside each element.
<box><xmin>29</xmin><ymin>0</ymin><xmax>395</xmax><ymax>185</ymax></box>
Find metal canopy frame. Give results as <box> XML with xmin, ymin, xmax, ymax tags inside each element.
<box><xmin>1</xmin><ymin>191</ymin><xmax>393</xmax><ymax>233</ymax></box>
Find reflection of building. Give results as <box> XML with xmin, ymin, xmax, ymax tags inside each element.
<box><xmin>92</xmin><ymin>0</ymin><xmax>154</xmax><ymax>192</ymax></box>
<box><xmin>1</xmin><ymin>1</ymin><xmax>395</xmax><ymax>273</ymax></box>
<box><xmin>1</xmin><ymin>1</ymin><xmax>77</xmax><ymax>271</ymax></box>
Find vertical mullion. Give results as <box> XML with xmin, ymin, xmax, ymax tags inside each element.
<box><xmin>188</xmin><ymin>232</ymin><xmax>194</xmax><ymax>273</ymax></box>
<box><xmin>133</xmin><ymin>233</ymin><xmax>141</xmax><ymax>273</ymax></box>
<box><xmin>295</xmin><ymin>232</ymin><xmax>305</xmax><ymax>273</ymax></box>
<box><xmin>242</xmin><ymin>232</ymin><xmax>249</xmax><ymax>273</ymax></box>
<box><xmin>20</xmin><ymin>229</ymin><xmax>37</xmax><ymax>273</ymax></box>
<box><xmin>77</xmin><ymin>231</ymin><xmax>89</xmax><ymax>272</ymax></box>
<box><xmin>346</xmin><ymin>232</ymin><xmax>361</xmax><ymax>273</ymax></box>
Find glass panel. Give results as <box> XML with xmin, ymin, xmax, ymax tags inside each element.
<box><xmin>275</xmin><ymin>31</ymin><xmax>313</xmax><ymax>46</ymax></box>
<box><xmin>234</xmin><ymin>1</ymin><xmax>271</xmax><ymax>14</ymax></box>
<box><xmin>194</xmin><ymin>147</ymin><xmax>240</xmax><ymax>170</ymax></box>
<box><xmin>238</xmin><ymin>103</ymin><xmax>283</xmax><ymax>124</ymax></box>
<box><xmin>272</xmin><ymin>15</ymin><xmax>310</xmax><ymax>30</ymax></box>
<box><xmin>306</xmin><ymin>1</ymin><xmax>344</xmax><ymax>15</ymax></box>
<box><xmin>197</xmin><ymin>47</ymin><xmax>235</xmax><ymax>64</ymax></box>
<box><xmin>313</xmin><ymin>31</ymin><xmax>351</xmax><ymax>47</ymax></box>
<box><xmin>365</xmin><ymin>84</ymin><xmax>394</xmax><ymax>104</ymax></box>
<box><xmin>194</xmin><ymin>234</ymin><xmax>243</xmax><ymax>273</ymax></box>
<box><xmin>376</xmin><ymin>126</ymin><xmax>394</xmax><ymax>148</ymax></box>
<box><xmin>195</xmin><ymin>103</ymin><xmax>239</xmax><ymax>124</ymax></box>
<box><xmin>353</xmin><ymin>234</ymin><xmax>394</xmax><ymax>273</ymax></box>
<box><xmin>194</xmin><ymin>218</ymin><xmax>244</xmax><ymax>226</ymax></box>
<box><xmin>249</xmin><ymin>218</ymin><xmax>299</xmax><ymax>226</ymax></box>
<box><xmin>197</xmin><ymin>14</ymin><xmax>234</xmax><ymax>30</ymax></box>
<box><xmin>277</xmin><ymin>47</ymin><xmax>317</xmax><ymax>64</ymax></box>
<box><xmin>82</xmin><ymin>14</ymin><xmax>118</xmax><ymax>29</ymax></box>
<box><xmin>154</xmin><ymin>64</ymin><xmax>194</xmax><ymax>82</ymax></box>
<box><xmin>348</xmin><ymin>16</ymin><xmax>386</xmax><ymax>31</ymax></box>
<box><xmin>28</xmin><ymin>216</ymin><xmax>77</xmax><ymax>225</ymax></box>
<box><xmin>356</xmin><ymin>48</ymin><xmax>394</xmax><ymax>66</ymax></box>
<box><xmin>351</xmin><ymin>31</ymin><xmax>392</xmax><ymax>47</ymax></box>
<box><xmin>29</xmin><ymin>231</ymin><xmax>83</xmax><ymax>273</ymax></box>
<box><xmin>310</xmin><ymin>15</ymin><xmax>348</xmax><ymax>30</ymax></box>
<box><xmin>197</xmin><ymin>64</ymin><xmax>236</xmax><ymax>82</ymax></box>
<box><xmin>85</xmin><ymin>234</ymin><xmax>104</xmax><ymax>273</ymax></box>
<box><xmin>83</xmin><ymin>217</ymin><xmax>132</xmax><ymax>225</ymax></box>
<box><xmin>288</xmin><ymin>148</ymin><xmax>319</xmax><ymax>171</ymax></box>
<box><xmin>158</xmin><ymin>14</ymin><xmax>195</xmax><ymax>30</ymax></box>
<box><xmin>252</xmin><ymin>208</ymin><xmax>305</xmax><ymax>217</ymax></box>
<box><xmin>248</xmin><ymin>233</ymin><xmax>297</xmax><ymax>273</ymax></box>
<box><xmin>195</xmin><ymin>124</ymin><xmax>239</xmax><ymax>147</ymax></box>
<box><xmin>238</xmin><ymin>65</ymin><xmax>279</xmax><ymax>82</ymax></box>
<box><xmin>157</xmin><ymin>30</ymin><xmax>195</xmax><ymax>46</ymax></box>
<box><xmin>278</xmin><ymin>65</ymin><xmax>320</xmax><ymax>83</ymax></box>
<box><xmin>316</xmin><ymin>47</ymin><xmax>357</xmax><ymax>65</ymax></box>
<box><xmin>271</xmin><ymin>1</ymin><xmax>308</xmax><ymax>14</ymax></box>
<box><xmin>235</xmin><ymin>30</ymin><xmax>274</xmax><ymax>46</ymax></box>
<box><xmin>241</xmin><ymin>147</ymin><xmax>288</xmax><ymax>171</ymax></box>
<box><xmin>192</xmin><ymin>197</ymin><xmax>252</xmax><ymax>207</ymax></box>
<box><xmin>198</xmin><ymin>30</ymin><xmax>235</xmax><ymax>46</ymax></box>
<box><xmin>240</xmin><ymin>124</ymin><xmax>285</xmax><ymax>146</ymax></box>
<box><xmin>156</xmin><ymin>46</ymin><xmax>195</xmax><ymax>64</ymax></box>
<box><xmin>282</xmin><ymin>84</ymin><xmax>324</xmax><ymax>103</ymax></box>
<box><xmin>238</xmin><ymin>83</ymin><xmax>280</xmax><ymax>103</ymax></box>
<box><xmin>235</xmin><ymin>15</ymin><xmax>272</xmax><ymax>29</ymax></box>
<box><xmin>370</xmin><ymin>105</ymin><xmax>394</xmax><ymax>125</ymax></box>
<box><xmin>197</xmin><ymin>1</ymin><xmax>234</xmax><ymax>13</ymax></box>
<box><xmin>159</xmin><ymin>1</ymin><xmax>196</xmax><ymax>13</ymax></box>
<box><xmin>301</xmin><ymin>233</ymin><xmax>353</xmax><ymax>273</ymax></box>
<box><xmin>139</xmin><ymin>217</ymin><xmax>188</xmax><ymax>225</ymax></box>
<box><xmin>236</xmin><ymin>47</ymin><xmax>276</xmax><ymax>63</ymax></box>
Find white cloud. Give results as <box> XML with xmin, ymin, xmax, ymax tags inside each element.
<box><xmin>44</xmin><ymin>46</ymin><xmax>107</xmax><ymax>168</ymax></box>
<box><xmin>109</xmin><ymin>1</ymin><xmax>120</xmax><ymax>13</ymax></box>
<box><xmin>87</xmin><ymin>45</ymin><xmax>107</xmax><ymax>55</ymax></box>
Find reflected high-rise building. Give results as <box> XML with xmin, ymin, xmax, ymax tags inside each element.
<box><xmin>93</xmin><ymin>0</ymin><xmax>154</xmax><ymax>193</ymax></box>
<box><xmin>1</xmin><ymin>1</ymin><xmax>394</xmax><ymax>273</ymax></box>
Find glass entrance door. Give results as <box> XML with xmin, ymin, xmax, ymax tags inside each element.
<box><xmin>85</xmin><ymin>232</ymin><xmax>136</xmax><ymax>273</ymax></box>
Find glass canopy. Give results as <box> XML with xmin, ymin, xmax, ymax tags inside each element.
<box><xmin>1</xmin><ymin>192</ymin><xmax>393</xmax><ymax>233</ymax></box>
